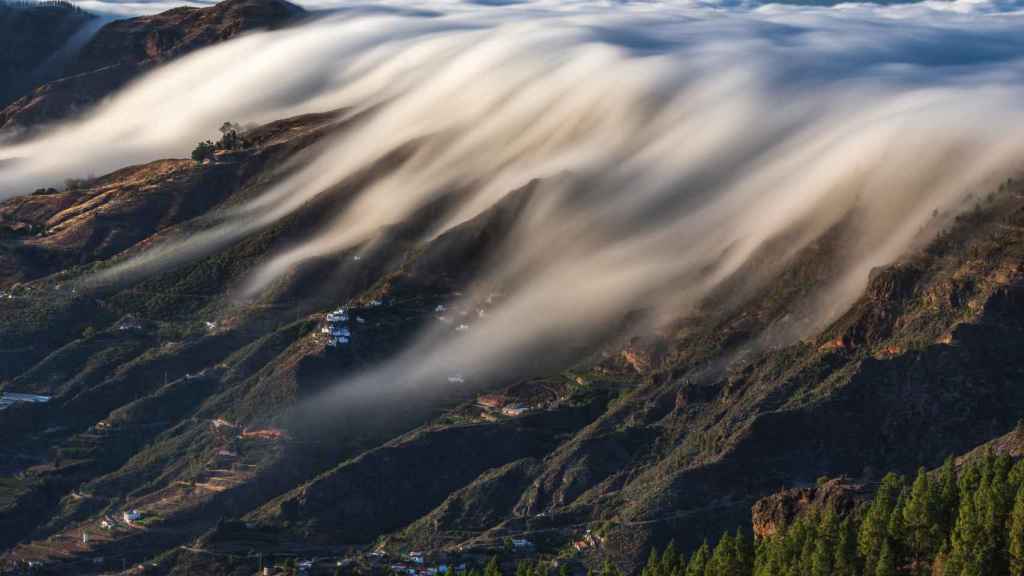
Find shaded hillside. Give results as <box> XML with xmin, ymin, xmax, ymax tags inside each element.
<box><xmin>0</xmin><ymin>0</ymin><xmax>303</xmax><ymax>133</ymax></box>
<box><xmin>0</xmin><ymin>0</ymin><xmax>96</xmax><ymax>109</ymax></box>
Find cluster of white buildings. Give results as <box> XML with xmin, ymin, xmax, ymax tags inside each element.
<box><xmin>323</xmin><ymin>307</ymin><xmax>352</xmax><ymax>347</ymax></box>
<box><xmin>117</xmin><ymin>315</ymin><xmax>143</xmax><ymax>331</ymax></box>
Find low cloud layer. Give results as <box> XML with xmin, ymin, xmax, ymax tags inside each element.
<box><xmin>3</xmin><ymin>0</ymin><xmax>1024</xmax><ymax>420</ymax></box>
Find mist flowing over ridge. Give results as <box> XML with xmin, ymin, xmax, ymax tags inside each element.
<box><xmin>3</xmin><ymin>0</ymin><xmax>1024</xmax><ymax>420</ymax></box>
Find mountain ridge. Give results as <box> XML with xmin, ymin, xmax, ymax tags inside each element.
<box><xmin>0</xmin><ymin>0</ymin><xmax>303</xmax><ymax>135</ymax></box>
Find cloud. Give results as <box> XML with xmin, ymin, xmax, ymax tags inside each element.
<box><xmin>4</xmin><ymin>0</ymin><xmax>1024</xmax><ymax>420</ymax></box>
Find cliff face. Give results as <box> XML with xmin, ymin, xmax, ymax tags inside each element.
<box><xmin>749</xmin><ymin>425</ymin><xmax>1024</xmax><ymax>546</ymax></box>
<box><xmin>0</xmin><ymin>0</ymin><xmax>303</xmax><ymax>133</ymax></box>
<box><xmin>750</xmin><ymin>479</ymin><xmax>871</xmax><ymax>539</ymax></box>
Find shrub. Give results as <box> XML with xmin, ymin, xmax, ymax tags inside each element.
<box><xmin>191</xmin><ymin>140</ymin><xmax>216</xmax><ymax>163</ymax></box>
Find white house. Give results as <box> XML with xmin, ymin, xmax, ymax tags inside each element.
<box><xmin>117</xmin><ymin>316</ymin><xmax>143</xmax><ymax>331</ymax></box>
<box><xmin>329</xmin><ymin>325</ymin><xmax>351</xmax><ymax>337</ymax></box>
<box><xmin>502</xmin><ymin>404</ymin><xmax>529</xmax><ymax>417</ymax></box>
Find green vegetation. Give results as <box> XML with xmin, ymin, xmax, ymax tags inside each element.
<box><xmin>642</xmin><ymin>533</ymin><xmax>752</xmax><ymax>576</ymax></box>
<box><xmin>0</xmin><ymin>476</ymin><xmax>34</xmax><ymax>511</ymax></box>
<box><xmin>191</xmin><ymin>121</ymin><xmax>248</xmax><ymax>163</ymax></box>
<box><xmin>645</xmin><ymin>450</ymin><xmax>1024</xmax><ymax>576</ymax></box>
<box><xmin>191</xmin><ymin>140</ymin><xmax>216</xmax><ymax>163</ymax></box>
<box><xmin>461</xmin><ymin>558</ymin><xmax>623</xmax><ymax>576</ymax></box>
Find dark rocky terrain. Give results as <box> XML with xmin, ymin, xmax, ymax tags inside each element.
<box><xmin>0</xmin><ymin>0</ymin><xmax>97</xmax><ymax>111</ymax></box>
<box><xmin>1</xmin><ymin>2</ymin><xmax>1024</xmax><ymax>575</ymax></box>
<box><xmin>0</xmin><ymin>0</ymin><xmax>303</xmax><ymax>135</ymax></box>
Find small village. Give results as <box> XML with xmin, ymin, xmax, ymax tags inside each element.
<box><xmin>0</xmin><ymin>288</ymin><xmax>614</xmax><ymax>576</ymax></box>
<box><xmin>322</xmin><ymin>307</ymin><xmax>352</xmax><ymax>347</ymax></box>
<box><xmin>233</xmin><ymin>536</ymin><xmax>547</xmax><ymax>576</ymax></box>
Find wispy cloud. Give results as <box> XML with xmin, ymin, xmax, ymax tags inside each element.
<box><xmin>3</xmin><ymin>0</ymin><xmax>1023</xmax><ymax>420</ymax></box>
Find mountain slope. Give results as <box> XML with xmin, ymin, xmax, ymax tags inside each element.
<box><xmin>0</xmin><ymin>0</ymin><xmax>303</xmax><ymax>134</ymax></box>
<box><xmin>1</xmin><ymin>33</ymin><xmax>1024</xmax><ymax>576</ymax></box>
<box><xmin>0</xmin><ymin>0</ymin><xmax>96</xmax><ymax>110</ymax></box>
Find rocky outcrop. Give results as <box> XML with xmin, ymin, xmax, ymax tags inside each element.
<box><xmin>751</xmin><ymin>478</ymin><xmax>870</xmax><ymax>538</ymax></box>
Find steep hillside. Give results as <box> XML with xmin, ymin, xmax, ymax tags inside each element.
<box><xmin>0</xmin><ymin>0</ymin><xmax>96</xmax><ymax>110</ymax></box>
<box><xmin>1</xmin><ymin>49</ymin><xmax>1024</xmax><ymax>576</ymax></box>
<box><xmin>239</xmin><ymin>177</ymin><xmax>1024</xmax><ymax>571</ymax></box>
<box><xmin>0</xmin><ymin>0</ymin><xmax>303</xmax><ymax>134</ymax></box>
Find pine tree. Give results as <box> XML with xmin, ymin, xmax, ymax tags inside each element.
<box><xmin>734</xmin><ymin>528</ymin><xmax>754</xmax><ymax>575</ymax></box>
<box><xmin>485</xmin><ymin>557</ymin><xmax>503</xmax><ymax>576</ymax></box>
<box><xmin>752</xmin><ymin>537</ymin><xmax>777</xmax><ymax>576</ymax></box>
<box><xmin>643</xmin><ymin>547</ymin><xmax>661</xmax><ymax>576</ymax></box>
<box><xmin>859</xmin><ymin>473</ymin><xmax>904</xmax><ymax>575</ymax></box>
<box><xmin>685</xmin><ymin>541</ymin><xmax>709</xmax><ymax>576</ymax></box>
<box><xmin>708</xmin><ymin>532</ymin><xmax>741</xmax><ymax>576</ymax></box>
<box><xmin>886</xmin><ymin>489</ymin><xmax>908</xmax><ymax>570</ymax></box>
<box><xmin>971</xmin><ymin>473</ymin><xmax>1000</xmax><ymax>575</ymax></box>
<box><xmin>1009</xmin><ymin>486</ymin><xmax>1024</xmax><ymax>576</ymax></box>
<box><xmin>516</xmin><ymin>561</ymin><xmax>531</xmax><ymax>576</ymax></box>
<box><xmin>810</xmin><ymin>538</ymin><xmax>831</xmax><ymax>576</ymax></box>
<box><xmin>946</xmin><ymin>476</ymin><xmax>992</xmax><ymax>576</ymax></box>
<box><xmin>1009</xmin><ymin>459</ymin><xmax>1024</xmax><ymax>494</ymax></box>
<box><xmin>799</xmin><ymin>533</ymin><xmax>815</xmax><ymax>576</ymax></box>
<box><xmin>984</xmin><ymin>457</ymin><xmax>1013</xmax><ymax>575</ymax></box>
<box><xmin>660</xmin><ymin>540</ymin><xmax>679</xmax><ymax>576</ymax></box>
<box><xmin>818</xmin><ymin>507</ymin><xmax>839</xmax><ymax>551</ymax></box>
<box><xmin>876</xmin><ymin>540</ymin><xmax>896</xmax><ymax>576</ymax></box>
<box><xmin>938</xmin><ymin>456</ymin><xmax>960</xmax><ymax>542</ymax></box>
<box><xmin>833</xmin><ymin>517</ymin><xmax>859</xmax><ymax>576</ymax></box>
<box><xmin>903</xmin><ymin>467</ymin><xmax>941</xmax><ymax>571</ymax></box>
<box><xmin>808</xmin><ymin>508</ymin><xmax>837</xmax><ymax>576</ymax></box>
